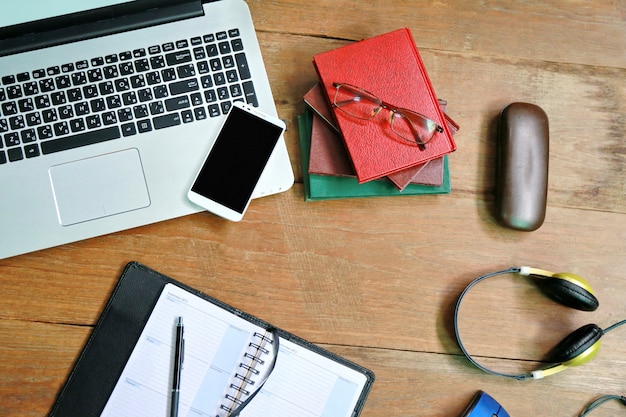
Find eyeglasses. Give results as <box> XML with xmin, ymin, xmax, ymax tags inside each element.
<box><xmin>332</xmin><ymin>82</ymin><xmax>443</xmax><ymax>150</ymax></box>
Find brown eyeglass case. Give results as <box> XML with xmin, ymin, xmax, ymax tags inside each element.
<box><xmin>496</xmin><ymin>103</ymin><xmax>549</xmax><ymax>231</ymax></box>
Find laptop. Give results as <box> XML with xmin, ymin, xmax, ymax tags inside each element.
<box><xmin>0</xmin><ymin>0</ymin><xmax>294</xmax><ymax>260</ymax></box>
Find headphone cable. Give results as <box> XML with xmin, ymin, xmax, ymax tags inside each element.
<box><xmin>579</xmin><ymin>394</ymin><xmax>626</xmax><ymax>417</ymax></box>
<box><xmin>603</xmin><ymin>319</ymin><xmax>626</xmax><ymax>334</ymax></box>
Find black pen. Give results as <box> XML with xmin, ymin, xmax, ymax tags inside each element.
<box><xmin>170</xmin><ymin>316</ymin><xmax>184</xmax><ymax>417</ymax></box>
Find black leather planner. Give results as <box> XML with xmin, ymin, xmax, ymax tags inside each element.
<box><xmin>49</xmin><ymin>262</ymin><xmax>374</xmax><ymax>417</ymax></box>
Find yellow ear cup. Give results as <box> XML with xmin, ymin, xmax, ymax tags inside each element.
<box><xmin>519</xmin><ymin>267</ymin><xmax>599</xmax><ymax>311</ymax></box>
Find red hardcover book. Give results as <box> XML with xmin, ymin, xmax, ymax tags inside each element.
<box><xmin>303</xmin><ymin>83</ymin><xmax>459</xmax><ymax>189</ymax></box>
<box><xmin>313</xmin><ymin>28</ymin><xmax>456</xmax><ymax>183</ymax></box>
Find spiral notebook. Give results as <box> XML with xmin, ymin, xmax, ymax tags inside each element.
<box><xmin>49</xmin><ymin>262</ymin><xmax>374</xmax><ymax>417</ymax></box>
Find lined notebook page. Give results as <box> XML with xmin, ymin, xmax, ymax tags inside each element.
<box><xmin>101</xmin><ymin>283</ymin><xmax>368</xmax><ymax>417</ymax></box>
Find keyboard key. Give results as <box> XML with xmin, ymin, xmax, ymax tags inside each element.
<box><xmin>117</xmin><ymin>108</ymin><xmax>133</xmax><ymax>122</ymax></box>
<box><xmin>70</xmin><ymin>118</ymin><xmax>86</xmax><ymax>133</ymax></box>
<box><xmin>53</xmin><ymin>121</ymin><xmax>70</xmax><ymax>136</ymax></box>
<box><xmin>18</xmin><ymin>98</ymin><xmax>34</xmax><ymax>112</ymax></box>
<box><xmin>235</xmin><ymin>53</ymin><xmax>251</xmax><ymax>79</ymax></box>
<box><xmin>8</xmin><ymin>147</ymin><xmax>23</xmax><ymax>162</ymax></box>
<box><xmin>137</xmin><ymin>88</ymin><xmax>153</xmax><ymax>103</ymax></box>
<box><xmin>231</xmin><ymin>38</ymin><xmax>244</xmax><ymax>51</ymax></box>
<box><xmin>153</xmin><ymin>85</ymin><xmax>169</xmax><ymax>99</ymax></box>
<box><xmin>74</xmin><ymin>102</ymin><xmax>90</xmax><ymax>116</ymax></box>
<box><xmin>7</xmin><ymin>85</ymin><xmax>23</xmax><ymax>99</ymax></box>
<box><xmin>83</xmin><ymin>84</ymin><xmax>99</xmax><ymax>99</ymax></box>
<box><xmin>102</xmin><ymin>112</ymin><xmax>117</xmax><ymax>125</ymax></box>
<box><xmin>149</xmin><ymin>101</ymin><xmax>164</xmax><ymax>115</ymax></box>
<box><xmin>32</xmin><ymin>69</ymin><xmax>46</xmax><ymax>79</ymax></box>
<box><xmin>21</xmin><ymin>128</ymin><xmax>37</xmax><ymax>142</ymax></box>
<box><xmin>88</xmin><ymin>69</ymin><xmax>103</xmax><ymax>82</ymax></box>
<box><xmin>105</xmin><ymin>54</ymin><xmax>118</xmax><ymax>64</ymax></box>
<box><xmin>119</xmin><ymin>62</ymin><xmax>134</xmax><ymax>76</ymax></box>
<box><xmin>25</xmin><ymin>112</ymin><xmax>41</xmax><ymax>126</ymax></box>
<box><xmin>61</xmin><ymin>63</ymin><xmax>75</xmax><ymax>73</ymax></box>
<box><xmin>243</xmin><ymin>81</ymin><xmax>257</xmax><ymax>106</ymax></box>
<box><xmin>72</xmin><ymin>72</ymin><xmax>87</xmax><ymax>85</ymax></box>
<box><xmin>153</xmin><ymin>113</ymin><xmax>181</xmax><ymax>129</ymax></box>
<box><xmin>47</xmin><ymin>66</ymin><xmax>61</xmax><ymax>76</ymax></box>
<box><xmin>75</xmin><ymin>60</ymin><xmax>89</xmax><ymax>70</ymax></box>
<box><xmin>177</xmin><ymin>64</ymin><xmax>195</xmax><ymax>79</ymax></box>
<box><xmin>166</xmin><ymin>50</ymin><xmax>192</xmax><ymax>66</ymax></box>
<box><xmin>86</xmin><ymin>115</ymin><xmax>101</xmax><ymax>129</ymax></box>
<box><xmin>121</xmin><ymin>122</ymin><xmax>136</xmax><ymax>137</ymax></box>
<box><xmin>59</xmin><ymin>105</ymin><xmax>74</xmax><ymax>120</ymax></box>
<box><xmin>206</xmin><ymin>44</ymin><xmax>218</xmax><ymax>57</ymax></box>
<box><xmin>0</xmin><ymin>151</ymin><xmax>6</xmax><ymax>164</ymax></box>
<box><xmin>104</xmin><ymin>65</ymin><xmax>119</xmax><ymax>79</ymax></box>
<box><xmin>194</xmin><ymin>107</ymin><xmax>207</xmax><ymax>120</ymax></box>
<box><xmin>39</xmin><ymin>78</ymin><xmax>55</xmax><ymax>92</ymax></box>
<box><xmin>150</xmin><ymin>56</ymin><xmax>165</xmax><ymax>69</ymax></box>
<box><xmin>55</xmin><ymin>75</ymin><xmax>71</xmax><ymax>89</ymax></box>
<box><xmin>5</xmin><ymin>132</ymin><xmax>20</xmax><ymax>146</ymax></box>
<box><xmin>90</xmin><ymin>98</ymin><xmax>106</xmax><ymax>113</ymax></box>
<box><xmin>9</xmin><ymin>115</ymin><xmax>25</xmax><ymax>130</ymax></box>
<box><xmin>35</xmin><ymin>95</ymin><xmax>50</xmax><ymax>109</ymax></box>
<box><xmin>51</xmin><ymin>91</ymin><xmax>67</xmax><ymax>105</ymax></box>
<box><xmin>67</xmin><ymin>88</ymin><xmax>83</xmax><ymax>102</ymax></box>
<box><xmin>91</xmin><ymin>57</ymin><xmax>104</xmax><ymax>66</ymax></box>
<box><xmin>133</xmin><ymin>48</ymin><xmax>146</xmax><ymax>58</ymax></box>
<box><xmin>148</xmin><ymin>45</ymin><xmax>161</xmax><ymax>55</ymax></box>
<box><xmin>146</xmin><ymin>71</ymin><xmax>161</xmax><ymax>85</ymax></box>
<box><xmin>137</xmin><ymin>119</ymin><xmax>152</xmax><ymax>133</ymax></box>
<box><xmin>106</xmin><ymin>95</ymin><xmax>122</xmax><ymax>109</ymax></box>
<box><xmin>37</xmin><ymin>125</ymin><xmax>53</xmax><ymax>139</ymax></box>
<box><xmin>42</xmin><ymin>109</ymin><xmax>58</xmax><ymax>123</ymax></box>
<box><xmin>176</xmin><ymin>40</ymin><xmax>188</xmax><ymax>49</ymax></box>
<box><xmin>0</xmin><ymin>119</ymin><xmax>7</xmax><ymax>132</ymax></box>
<box><xmin>134</xmin><ymin>58</ymin><xmax>150</xmax><ymax>72</ymax></box>
<box><xmin>2</xmin><ymin>75</ymin><xmax>16</xmax><ymax>84</ymax></box>
<box><xmin>99</xmin><ymin>81</ymin><xmax>115</xmax><ymax>95</ymax></box>
<box><xmin>24</xmin><ymin>143</ymin><xmax>40</xmax><ymax>158</ymax></box>
<box><xmin>17</xmin><ymin>72</ymin><xmax>30</xmax><ymax>82</ymax></box>
<box><xmin>228</xmin><ymin>29</ymin><xmax>240</xmax><ymax>38</ymax></box>
<box><xmin>219</xmin><ymin>41</ymin><xmax>231</xmax><ymax>54</ymax></box>
<box><xmin>133</xmin><ymin>104</ymin><xmax>149</xmax><ymax>118</ymax></box>
<box><xmin>23</xmin><ymin>82</ymin><xmax>39</xmax><ymax>96</ymax></box>
<box><xmin>41</xmin><ymin>126</ymin><xmax>120</xmax><ymax>155</ymax></box>
<box><xmin>165</xmin><ymin>96</ymin><xmax>190</xmax><ymax>112</ymax></box>
<box><xmin>2</xmin><ymin>101</ymin><xmax>18</xmax><ymax>115</ymax></box>
<box><xmin>182</xmin><ymin>110</ymin><xmax>193</xmax><ymax>123</ymax></box>
<box><xmin>169</xmin><ymin>79</ymin><xmax>199</xmax><ymax>95</ymax></box>
<box><xmin>119</xmin><ymin>51</ymin><xmax>132</xmax><ymax>61</ymax></box>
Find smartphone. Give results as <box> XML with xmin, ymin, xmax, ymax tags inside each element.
<box><xmin>187</xmin><ymin>101</ymin><xmax>286</xmax><ymax>221</ymax></box>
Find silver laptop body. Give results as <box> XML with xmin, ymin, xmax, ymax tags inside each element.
<box><xmin>0</xmin><ymin>0</ymin><xmax>294</xmax><ymax>259</ymax></box>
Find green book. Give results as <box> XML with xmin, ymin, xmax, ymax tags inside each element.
<box><xmin>297</xmin><ymin>109</ymin><xmax>451</xmax><ymax>201</ymax></box>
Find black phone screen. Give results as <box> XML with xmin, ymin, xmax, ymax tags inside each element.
<box><xmin>190</xmin><ymin>106</ymin><xmax>283</xmax><ymax>213</ymax></box>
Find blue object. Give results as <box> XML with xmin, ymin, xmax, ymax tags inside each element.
<box><xmin>461</xmin><ymin>391</ymin><xmax>510</xmax><ymax>417</ymax></box>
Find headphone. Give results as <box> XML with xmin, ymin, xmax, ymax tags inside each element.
<box><xmin>454</xmin><ymin>266</ymin><xmax>626</xmax><ymax>380</ymax></box>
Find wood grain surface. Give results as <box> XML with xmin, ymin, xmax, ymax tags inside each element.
<box><xmin>1</xmin><ymin>1</ymin><xmax>624</xmax><ymax>416</ymax></box>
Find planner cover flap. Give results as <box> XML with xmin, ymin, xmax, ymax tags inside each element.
<box><xmin>313</xmin><ymin>28</ymin><xmax>456</xmax><ymax>183</ymax></box>
<box><xmin>49</xmin><ymin>262</ymin><xmax>374</xmax><ymax>417</ymax></box>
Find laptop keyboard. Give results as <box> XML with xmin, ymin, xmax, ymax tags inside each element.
<box><xmin>0</xmin><ymin>29</ymin><xmax>257</xmax><ymax>165</ymax></box>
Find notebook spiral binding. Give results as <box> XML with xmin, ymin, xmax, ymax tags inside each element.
<box><xmin>216</xmin><ymin>330</ymin><xmax>277</xmax><ymax>417</ymax></box>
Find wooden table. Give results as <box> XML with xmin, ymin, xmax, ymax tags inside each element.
<box><xmin>1</xmin><ymin>1</ymin><xmax>625</xmax><ymax>416</ymax></box>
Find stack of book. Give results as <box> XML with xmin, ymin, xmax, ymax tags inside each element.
<box><xmin>298</xmin><ymin>28</ymin><xmax>459</xmax><ymax>201</ymax></box>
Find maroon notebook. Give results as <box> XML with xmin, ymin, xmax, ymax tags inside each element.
<box><xmin>313</xmin><ymin>28</ymin><xmax>456</xmax><ymax>183</ymax></box>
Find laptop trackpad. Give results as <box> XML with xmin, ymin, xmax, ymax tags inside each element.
<box><xmin>49</xmin><ymin>149</ymin><xmax>151</xmax><ymax>226</ymax></box>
